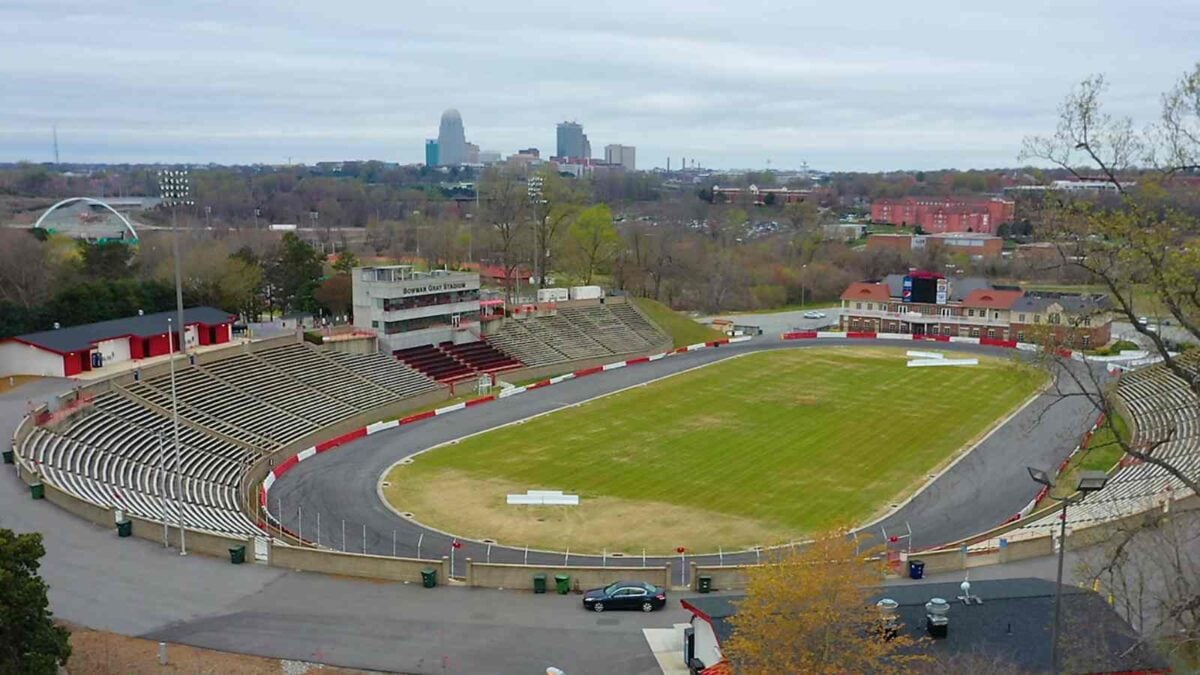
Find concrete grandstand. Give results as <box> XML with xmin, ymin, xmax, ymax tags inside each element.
<box><xmin>4</xmin><ymin>302</ymin><xmax>1196</xmax><ymax>672</ymax></box>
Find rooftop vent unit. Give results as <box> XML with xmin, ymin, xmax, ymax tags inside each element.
<box><xmin>876</xmin><ymin>598</ymin><xmax>899</xmax><ymax>641</ymax></box>
<box><xmin>925</xmin><ymin>597</ymin><xmax>950</xmax><ymax>639</ymax></box>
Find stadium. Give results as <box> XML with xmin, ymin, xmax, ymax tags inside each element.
<box><xmin>2</xmin><ymin>268</ymin><xmax>1194</xmax><ymax>672</ymax></box>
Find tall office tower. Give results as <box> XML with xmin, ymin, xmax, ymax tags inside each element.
<box><xmin>604</xmin><ymin>144</ymin><xmax>636</xmax><ymax>170</ymax></box>
<box><xmin>556</xmin><ymin>121</ymin><xmax>586</xmax><ymax>159</ymax></box>
<box><xmin>437</xmin><ymin>109</ymin><xmax>468</xmax><ymax>166</ymax></box>
<box><xmin>425</xmin><ymin>139</ymin><xmax>439</xmax><ymax>167</ymax></box>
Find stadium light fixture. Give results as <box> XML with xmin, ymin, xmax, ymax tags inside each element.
<box><xmin>1027</xmin><ymin>465</ymin><xmax>1109</xmax><ymax>674</ymax></box>
<box><xmin>1026</xmin><ymin>466</ymin><xmax>1054</xmax><ymax>487</ymax></box>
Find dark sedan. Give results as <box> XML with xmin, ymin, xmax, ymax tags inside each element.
<box><xmin>581</xmin><ymin>581</ymin><xmax>667</xmax><ymax>612</ymax></box>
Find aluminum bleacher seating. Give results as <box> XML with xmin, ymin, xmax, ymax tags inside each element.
<box><xmin>1009</xmin><ymin>353</ymin><xmax>1200</xmax><ymax>540</ymax></box>
<box><xmin>483</xmin><ymin>302</ymin><xmax>669</xmax><ymax>367</ymax></box>
<box><xmin>20</xmin><ymin>338</ymin><xmax>444</xmax><ymax>540</ymax></box>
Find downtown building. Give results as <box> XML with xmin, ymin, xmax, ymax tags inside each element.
<box><xmin>556</xmin><ymin>121</ymin><xmax>590</xmax><ymax>160</ymax></box>
<box><xmin>603</xmin><ymin>144</ymin><xmax>636</xmax><ymax>171</ymax></box>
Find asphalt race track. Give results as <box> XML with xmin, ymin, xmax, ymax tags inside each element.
<box><xmin>270</xmin><ymin>337</ymin><xmax>1102</xmax><ymax>582</ymax></box>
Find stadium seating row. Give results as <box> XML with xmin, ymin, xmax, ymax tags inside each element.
<box><xmin>21</xmin><ymin>341</ymin><xmax>442</xmax><ymax>537</ymax></box>
<box><xmin>484</xmin><ymin>302</ymin><xmax>667</xmax><ymax>367</ymax></box>
<box><xmin>1010</xmin><ymin>353</ymin><xmax>1200</xmax><ymax>539</ymax></box>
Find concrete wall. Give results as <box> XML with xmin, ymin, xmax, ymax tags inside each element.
<box><xmin>689</xmin><ymin>564</ymin><xmax>756</xmax><ymax>592</ymax></box>
<box><xmin>127</xmin><ymin>515</ymin><xmax>254</xmax><ymax>560</ymax></box>
<box><xmin>466</xmin><ymin>561</ymin><xmax>671</xmax><ymax>590</ymax></box>
<box><xmin>43</xmin><ymin>481</ymin><xmax>114</xmax><ymax>528</ymax></box>
<box><xmin>270</xmin><ymin>542</ymin><xmax>449</xmax><ymax>582</ymax></box>
<box><xmin>497</xmin><ymin>342</ymin><xmax>672</xmax><ymax>385</ymax></box>
<box><xmin>0</xmin><ymin>341</ymin><xmax>64</xmax><ymax>377</ymax></box>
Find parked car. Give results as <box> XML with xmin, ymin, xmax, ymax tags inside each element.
<box><xmin>803</xmin><ymin>310</ymin><xmax>827</xmax><ymax>320</ymax></box>
<box><xmin>582</xmin><ymin>581</ymin><xmax>667</xmax><ymax>613</ymax></box>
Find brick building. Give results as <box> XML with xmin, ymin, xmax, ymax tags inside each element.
<box><xmin>870</xmin><ymin>196</ymin><xmax>1015</xmax><ymax>234</ymax></box>
<box><xmin>866</xmin><ymin>232</ymin><xmax>1004</xmax><ymax>259</ymax></box>
<box><xmin>711</xmin><ymin>185</ymin><xmax>810</xmax><ymax>206</ymax></box>
<box><xmin>838</xmin><ymin>274</ymin><xmax>1110</xmax><ymax>347</ymax></box>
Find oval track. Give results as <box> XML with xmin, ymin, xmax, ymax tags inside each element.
<box><xmin>269</xmin><ymin>338</ymin><xmax>1103</xmax><ymax>582</ymax></box>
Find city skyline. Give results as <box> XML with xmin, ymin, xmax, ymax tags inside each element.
<box><xmin>0</xmin><ymin>1</ymin><xmax>1194</xmax><ymax>170</ymax></box>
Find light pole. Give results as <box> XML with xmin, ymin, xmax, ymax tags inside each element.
<box><xmin>157</xmin><ymin>426</ymin><xmax>168</xmax><ymax>547</ymax></box>
<box><xmin>204</xmin><ymin>205</ymin><xmax>211</xmax><ymax>230</ymax></box>
<box><xmin>158</xmin><ymin>170</ymin><xmax>191</xmax><ymax>557</ymax></box>
<box><xmin>253</xmin><ymin>207</ymin><xmax>261</xmax><ymax>230</ymax></box>
<box><xmin>166</xmin><ymin>318</ymin><xmax>187</xmax><ymax>555</ymax></box>
<box><xmin>527</xmin><ymin>175</ymin><xmax>544</xmax><ymax>288</ymax></box>
<box><xmin>1027</xmin><ymin>467</ymin><xmax>1109</xmax><ymax>674</ymax></box>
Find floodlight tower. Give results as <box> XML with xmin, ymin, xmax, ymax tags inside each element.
<box><xmin>157</xmin><ymin>169</ymin><xmax>193</xmax><ymax>555</ymax></box>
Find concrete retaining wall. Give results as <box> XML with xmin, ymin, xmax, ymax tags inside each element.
<box><xmin>43</xmin><ymin>481</ymin><xmax>114</xmax><ymax>528</ymax></box>
<box><xmin>269</xmin><ymin>542</ymin><xmax>449</xmax><ymax>583</ymax></box>
<box><xmin>127</xmin><ymin>515</ymin><xmax>254</xmax><ymax>560</ymax></box>
<box><xmin>688</xmin><ymin>564</ymin><xmax>757</xmax><ymax>592</ymax></box>
<box><xmin>466</xmin><ymin>561</ymin><xmax>671</xmax><ymax>590</ymax></box>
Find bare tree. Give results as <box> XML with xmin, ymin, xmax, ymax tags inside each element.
<box><xmin>0</xmin><ymin>230</ymin><xmax>51</xmax><ymax>308</ymax></box>
<box><xmin>478</xmin><ymin>167</ymin><xmax>530</xmax><ymax>304</ymax></box>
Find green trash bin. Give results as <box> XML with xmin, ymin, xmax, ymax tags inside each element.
<box><xmin>229</xmin><ymin>545</ymin><xmax>246</xmax><ymax>565</ymax></box>
<box><xmin>2</xmin><ymin>449</ymin><xmax>13</xmax><ymax>464</ymax></box>
<box><xmin>116</xmin><ymin>520</ymin><xmax>132</xmax><ymax>538</ymax></box>
<box><xmin>533</xmin><ymin>573</ymin><xmax>547</xmax><ymax>594</ymax></box>
<box><xmin>698</xmin><ymin>575</ymin><xmax>713</xmax><ymax>593</ymax></box>
<box><xmin>554</xmin><ymin>574</ymin><xmax>570</xmax><ymax>595</ymax></box>
<box><xmin>421</xmin><ymin>568</ymin><xmax>437</xmax><ymax>588</ymax></box>
<box><xmin>30</xmin><ymin>483</ymin><xmax>44</xmax><ymax>500</ymax></box>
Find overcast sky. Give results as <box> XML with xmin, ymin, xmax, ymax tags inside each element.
<box><xmin>1</xmin><ymin>0</ymin><xmax>1195</xmax><ymax>171</ymax></box>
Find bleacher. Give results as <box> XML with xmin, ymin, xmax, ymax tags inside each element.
<box><xmin>20</xmin><ymin>339</ymin><xmax>443</xmax><ymax>538</ymax></box>
<box><xmin>441</xmin><ymin>341</ymin><xmax>522</xmax><ymax>374</ymax></box>
<box><xmin>483</xmin><ymin>302</ymin><xmax>669</xmax><ymax>367</ymax></box>
<box><xmin>1008</xmin><ymin>354</ymin><xmax>1200</xmax><ymax>540</ymax></box>
<box><xmin>395</xmin><ymin>344</ymin><xmax>474</xmax><ymax>382</ymax></box>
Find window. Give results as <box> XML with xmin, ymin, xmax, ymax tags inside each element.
<box><xmin>940</xmin><ymin>308</ymin><xmax>952</xmax><ymax>317</ymax></box>
<box><xmin>971</xmin><ymin>328</ymin><xmax>980</xmax><ymax>337</ymax></box>
<box><xmin>856</xmin><ymin>302</ymin><xmax>862</xmax><ymax>310</ymax></box>
<box><xmin>899</xmin><ymin>306</ymin><xmax>909</xmax><ymax>315</ymax></box>
<box><xmin>988</xmin><ymin>329</ymin><xmax>995</xmax><ymax>338</ymax></box>
<box><xmin>1034</xmin><ymin>314</ymin><xmax>1041</xmax><ymax>324</ymax></box>
<box><xmin>1050</xmin><ymin>313</ymin><xmax>1061</xmax><ymax>325</ymax></box>
<box><xmin>1083</xmin><ymin>316</ymin><xmax>1091</xmax><ymax>327</ymax></box>
<box><xmin>866</xmin><ymin>303</ymin><xmax>873</xmax><ymax>311</ymax></box>
<box><xmin>993</xmin><ymin>311</ymin><xmax>1000</xmax><ymax>320</ymax></box>
<box><xmin>1082</xmin><ymin>335</ymin><xmax>1091</xmax><ymax>348</ymax></box>
<box><xmin>1017</xmin><ymin>332</ymin><xmax>1025</xmax><ymax>341</ymax></box>
<box><xmin>1018</xmin><ymin>313</ymin><xmax>1026</xmax><ymax>323</ymax></box>
<box><xmin>967</xmin><ymin>309</ymin><xmax>975</xmax><ymax>317</ymax></box>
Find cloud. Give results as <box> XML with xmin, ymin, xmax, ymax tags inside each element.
<box><xmin>0</xmin><ymin>0</ymin><xmax>1193</xmax><ymax>169</ymax></box>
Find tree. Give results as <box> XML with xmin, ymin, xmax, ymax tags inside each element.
<box><xmin>1020</xmin><ymin>66</ymin><xmax>1200</xmax><ymax>498</ymax></box>
<box><xmin>313</xmin><ymin>274</ymin><xmax>353</xmax><ymax>318</ymax></box>
<box><xmin>0</xmin><ymin>529</ymin><xmax>71</xmax><ymax>674</ymax></box>
<box><xmin>566</xmin><ymin>205</ymin><xmax>620</xmax><ymax>285</ymax></box>
<box><xmin>478</xmin><ymin>167</ymin><xmax>530</xmax><ymax>303</ymax></box>
<box><xmin>78</xmin><ymin>241</ymin><xmax>135</xmax><ymax>280</ymax></box>
<box><xmin>0</xmin><ymin>230</ymin><xmax>51</xmax><ymax>308</ymax></box>
<box><xmin>723</xmin><ymin>533</ymin><xmax>927</xmax><ymax>674</ymax></box>
<box><xmin>332</xmin><ymin>250</ymin><xmax>359</xmax><ymax>274</ymax></box>
<box><xmin>530</xmin><ymin>169</ymin><xmax>585</xmax><ymax>287</ymax></box>
<box><xmin>266</xmin><ymin>232</ymin><xmax>323</xmax><ymax>314</ymax></box>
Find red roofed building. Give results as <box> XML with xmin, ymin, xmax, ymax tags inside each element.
<box><xmin>870</xmin><ymin>197</ymin><xmax>1014</xmax><ymax>234</ymax></box>
<box><xmin>837</xmin><ymin>275</ymin><xmax>1110</xmax><ymax>346</ymax></box>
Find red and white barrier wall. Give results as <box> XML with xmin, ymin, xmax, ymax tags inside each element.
<box><xmin>780</xmin><ymin>330</ymin><xmax>1074</xmax><ymax>358</ymax></box>
<box><xmin>259</xmin><ymin>336</ymin><xmax>754</xmax><ymax>527</ymax></box>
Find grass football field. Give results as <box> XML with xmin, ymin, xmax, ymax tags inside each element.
<box><xmin>383</xmin><ymin>347</ymin><xmax>1047</xmax><ymax>553</ymax></box>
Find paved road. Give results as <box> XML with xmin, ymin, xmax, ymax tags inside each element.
<box><xmin>270</xmin><ymin>338</ymin><xmax>1104</xmax><ymax>581</ymax></box>
<box><xmin>0</xmin><ymin>345</ymin><xmax>1099</xmax><ymax>674</ymax></box>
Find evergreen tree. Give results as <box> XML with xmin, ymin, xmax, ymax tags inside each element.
<box><xmin>0</xmin><ymin>529</ymin><xmax>71</xmax><ymax>674</ymax></box>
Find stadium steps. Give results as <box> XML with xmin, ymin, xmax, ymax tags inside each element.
<box><xmin>439</xmin><ymin>340</ymin><xmax>523</xmax><ymax>375</ymax></box>
<box><xmin>395</xmin><ymin>344</ymin><xmax>475</xmax><ymax>382</ymax></box>
<box><xmin>112</xmin><ymin>381</ymin><xmax>276</xmax><ymax>451</ymax></box>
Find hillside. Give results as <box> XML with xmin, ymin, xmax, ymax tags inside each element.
<box><xmin>631</xmin><ymin>297</ymin><xmax>725</xmax><ymax>348</ymax></box>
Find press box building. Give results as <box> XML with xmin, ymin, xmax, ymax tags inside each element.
<box><xmin>352</xmin><ymin>265</ymin><xmax>482</xmax><ymax>352</ymax></box>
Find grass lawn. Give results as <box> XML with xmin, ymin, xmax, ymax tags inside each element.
<box><xmin>383</xmin><ymin>347</ymin><xmax>1047</xmax><ymax>553</ymax></box>
<box><xmin>631</xmin><ymin>297</ymin><xmax>725</xmax><ymax>348</ymax></box>
<box><xmin>1041</xmin><ymin>410</ymin><xmax>1130</xmax><ymax>504</ymax></box>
